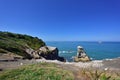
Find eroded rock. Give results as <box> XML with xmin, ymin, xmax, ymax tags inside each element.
<box><xmin>25</xmin><ymin>48</ymin><xmax>40</xmax><ymax>59</ymax></box>
<box><xmin>74</xmin><ymin>46</ymin><xmax>91</xmax><ymax>62</ymax></box>
<box><xmin>39</xmin><ymin>46</ymin><xmax>58</xmax><ymax>60</ymax></box>
<box><xmin>25</xmin><ymin>46</ymin><xmax>65</xmax><ymax>62</ymax></box>
<box><xmin>39</xmin><ymin>46</ymin><xmax>66</xmax><ymax>62</ymax></box>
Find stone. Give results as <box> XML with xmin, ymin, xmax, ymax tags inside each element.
<box><xmin>57</xmin><ymin>56</ymin><xmax>66</xmax><ymax>62</ymax></box>
<box><xmin>39</xmin><ymin>46</ymin><xmax>66</xmax><ymax>62</ymax></box>
<box><xmin>39</xmin><ymin>46</ymin><xmax>58</xmax><ymax>59</ymax></box>
<box><xmin>74</xmin><ymin>46</ymin><xmax>91</xmax><ymax>62</ymax></box>
<box><xmin>31</xmin><ymin>51</ymin><xmax>41</xmax><ymax>59</ymax></box>
<box><xmin>25</xmin><ymin>46</ymin><xmax>65</xmax><ymax>61</ymax></box>
<box><xmin>74</xmin><ymin>56</ymin><xmax>90</xmax><ymax>62</ymax></box>
<box><xmin>25</xmin><ymin>48</ymin><xmax>41</xmax><ymax>59</ymax></box>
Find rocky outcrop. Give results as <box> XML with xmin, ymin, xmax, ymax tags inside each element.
<box><xmin>0</xmin><ymin>31</ymin><xmax>45</xmax><ymax>59</ymax></box>
<box><xmin>38</xmin><ymin>46</ymin><xmax>66</xmax><ymax>62</ymax></box>
<box><xmin>25</xmin><ymin>48</ymin><xmax>41</xmax><ymax>59</ymax></box>
<box><xmin>74</xmin><ymin>46</ymin><xmax>91</xmax><ymax>62</ymax></box>
<box><xmin>0</xmin><ymin>32</ymin><xmax>66</xmax><ymax>61</ymax></box>
<box><xmin>39</xmin><ymin>46</ymin><xmax>58</xmax><ymax>59</ymax></box>
<box><xmin>25</xmin><ymin>46</ymin><xmax>66</xmax><ymax>62</ymax></box>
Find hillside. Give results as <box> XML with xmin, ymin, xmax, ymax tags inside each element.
<box><xmin>0</xmin><ymin>31</ymin><xmax>45</xmax><ymax>59</ymax></box>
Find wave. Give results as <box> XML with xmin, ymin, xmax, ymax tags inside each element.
<box><xmin>103</xmin><ymin>57</ymin><xmax>120</xmax><ymax>61</ymax></box>
<box><xmin>59</xmin><ymin>51</ymin><xmax>76</xmax><ymax>54</ymax></box>
<box><xmin>90</xmin><ymin>57</ymin><xmax>93</xmax><ymax>60</ymax></box>
<box><xmin>104</xmin><ymin>58</ymin><xmax>113</xmax><ymax>61</ymax></box>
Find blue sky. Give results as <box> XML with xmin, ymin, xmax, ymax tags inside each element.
<box><xmin>0</xmin><ymin>0</ymin><xmax>120</xmax><ymax>41</ymax></box>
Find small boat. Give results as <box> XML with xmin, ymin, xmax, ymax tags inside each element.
<box><xmin>98</xmin><ymin>41</ymin><xmax>102</xmax><ymax>44</ymax></box>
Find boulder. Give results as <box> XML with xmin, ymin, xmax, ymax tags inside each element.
<box><xmin>74</xmin><ymin>46</ymin><xmax>91</xmax><ymax>62</ymax></box>
<box><xmin>39</xmin><ymin>46</ymin><xmax>66</xmax><ymax>62</ymax></box>
<box><xmin>38</xmin><ymin>46</ymin><xmax>58</xmax><ymax>59</ymax></box>
<box><xmin>25</xmin><ymin>46</ymin><xmax>65</xmax><ymax>61</ymax></box>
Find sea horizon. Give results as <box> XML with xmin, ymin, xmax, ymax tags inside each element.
<box><xmin>45</xmin><ymin>41</ymin><xmax>120</xmax><ymax>42</ymax></box>
<box><xmin>46</xmin><ymin>41</ymin><xmax>120</xmax><ymax>62</ymax></box>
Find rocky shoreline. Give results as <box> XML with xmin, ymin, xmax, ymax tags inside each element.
<box><xmin>0</xmin><ymin>32</ymin><xmax>120</xmax><ymax>80</ymax></box>
<box><xmin>0</xmin><ymin>45</ymin><xmax>120</xmax><ymax>73</ymax></box>
<box><xmin>37</xmin><ymin>57</ymin><xmax>120</xmax><ymax>71</ymax></box>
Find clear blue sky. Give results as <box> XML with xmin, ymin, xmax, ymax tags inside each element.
<box><xmin>0</xmin><ymin>0</ymin><xmax>120</xmax><ymax>41</ymax></box>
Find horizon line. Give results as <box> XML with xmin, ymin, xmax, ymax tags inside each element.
<box><xmin>45</xmin><ymin>40</ymin><xmax>120</xmax><ymax>42</ymax></box>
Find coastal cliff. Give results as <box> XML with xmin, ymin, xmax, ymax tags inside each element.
<box><xmin>0</xmin><ymin>31</ymin><xmax>64</xmax><ymax>61</ymax></box>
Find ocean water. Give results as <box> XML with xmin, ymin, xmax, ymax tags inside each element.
<box><xmin>46</xmin><ymin>41</ymin><xmax>120</xmax><ymax>62</ymax></box>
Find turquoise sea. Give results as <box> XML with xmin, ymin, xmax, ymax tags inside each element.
<box><xmin>46</xmin><ymin>41</ymin><xmax>120</xmax><ymax>62</ymax></box>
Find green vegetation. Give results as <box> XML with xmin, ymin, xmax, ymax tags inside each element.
<box><xmin>79</xmin><ymin>69</ymin><xmax>120</xmax><ymax>80</ymax></box>
<box><xmin>0</xmin><ymin>63</ymin><xmax>74</xmax><ymax>80</ymax></box>
<box><xmin>0</xmin><ymin>31</ymin><xmax>45</xmax><ymax>58</ymax></box>
<box><xmin>0</xmin><ymin>62</ymin><xmax>120</xmax><ymax>80</ymax></box>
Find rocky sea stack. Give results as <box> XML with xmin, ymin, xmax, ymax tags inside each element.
<box><xmin>74</xmin><ymin>46</ymin><xmax>91</xmax><ymax>62</ymax></box>
<box><xmin>0</xmin><ymin>31</ymin><xmax>65</xmax><ymax>62</ymax></box>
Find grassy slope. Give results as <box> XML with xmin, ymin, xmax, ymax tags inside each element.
<box><xmin>0</xmin><ymin>63</ymin><xmax>74</xmax><ymax>80</ymax></box>
<box><xmin>0</xmin><ymin>31</ymin><xmax>45</xmax><ymax>58</ymax></box>
<box><xmin>0</xmin><ymin>62</ymin><xmax>120</xmax><ymax>80</ymax></box>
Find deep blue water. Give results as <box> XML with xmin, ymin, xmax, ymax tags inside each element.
<box><xmin>46</xmin><ymin>41</ymin><xmax>120</xmax><ymax>62</ymax></box>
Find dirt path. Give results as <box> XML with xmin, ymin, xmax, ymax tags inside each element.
<box><xmin>0</xmin><ymin>59</ymin><xmax>37</xmax><ymax>71</ymax></box>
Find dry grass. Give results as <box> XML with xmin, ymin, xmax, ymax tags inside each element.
<box><xmin>75</xmin><ymin>68</ymin><xmax>120</xmax><ymax>80</ymax></box>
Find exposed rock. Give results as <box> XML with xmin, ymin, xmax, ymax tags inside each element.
<box><xmin>25</xmin><ymin>46</ymin><xmax>65</xmax><ymax>62</ymax></box>
<box><xmin>38</xmin><ymin>46</ymin><xmax>58</xmax><ymax>59</ymax></box>
<box><xmin>25</xmin><ymin>48</ymin><xmax>41</xmax><ymax>59</ymax></box>
<box><xmin>0</xmin><ymin>31</ymin><xmax>46</xmax><ymax>59</ymax></box>
<box><xmin>32</xmin><ymin>51</ymin><xmax>42</xmax><ymax>59</ymax></box>
<box><xmin>74</xmin><ymin>46</ymin><xmax>91</xmax><ymax>62</ymax></box>
<box><xmin>25</xmin><ymin>48</ymin><xmax>34</xmax><ymax>55</ymax></box>
<box><xmin>74</xmin><ymin>56</ymin><xmax>90</xmax><ymax>62</ymax></box>
<box><xmin>57</xmin><ymin>56</ymin><xmax>66</xmax><ymax>62</ymax></box>
<box><xmin>0</xmin><ymin>31</ymin><xmax>66</xmax><ymax>61</ymax></box>
<box><xmin>39</xmin><ymin>46</ymin><xmax>66</xmax><ymax>62</ymax></box>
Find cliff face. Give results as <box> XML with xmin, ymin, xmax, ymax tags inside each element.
<box><xmin>0</xmin><ymin>31</ymin><xmax>45</xmax><ymax>59</ymax></box>
<box><xmin>0</xmin><ymin>31</ymin><xmax>65</xmax><ymax>62</ymax></box>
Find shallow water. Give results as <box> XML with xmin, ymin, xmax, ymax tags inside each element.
<box><xmin>46</xmin><ymin>41</ymin><xmax>120</xmax><ymax>62</ymax></box>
